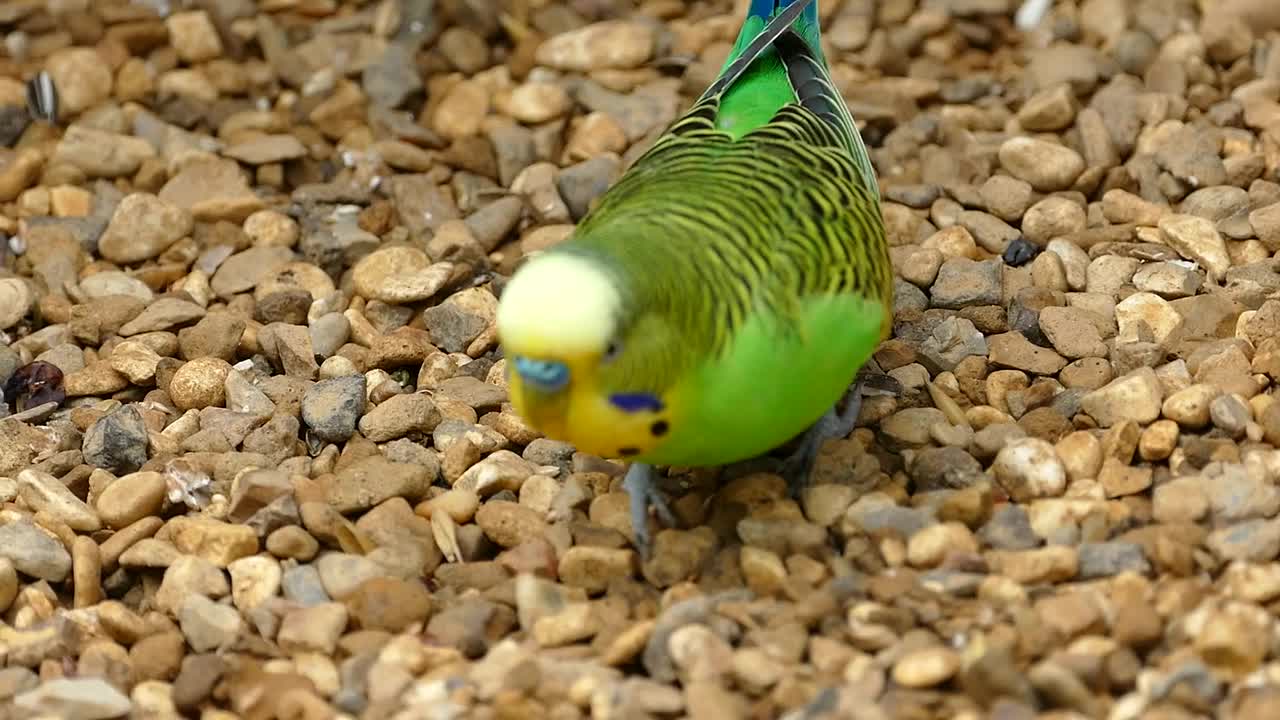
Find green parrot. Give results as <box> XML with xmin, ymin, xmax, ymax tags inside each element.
<box><xmin>496</xmin><ymin>0</ymin><xmax>892</xmax><ymax>556</ymax></box>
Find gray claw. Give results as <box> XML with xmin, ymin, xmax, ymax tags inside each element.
<box><xmin>624</xmin><ymin>462</ymin><xmax>675</xmax><ymax>559</ymax></box>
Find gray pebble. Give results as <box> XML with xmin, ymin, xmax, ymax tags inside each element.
<box><xmin>1077</xmin><ymin>542</ymin><xmax>1151</xmax><ymax>579</ymax></box>
<box><xmin>82</xmin><ymin>405</ymin><xmax>149</xmax><ymax>474</ymax></box>
<box><xmin>301</xmin><ymin>376</ymin><xmax>366</xmax><ymax>443</ymax></box>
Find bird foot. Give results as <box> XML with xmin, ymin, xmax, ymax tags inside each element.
<box><xmin>624</xmin><ymin>462</ymin><xmax>677</xmax><ymax>560</ymax></box>
<box><xmin>780</xmin><ymin>381</ymin><xmax>866</xmax><ymax>497</ymax></box>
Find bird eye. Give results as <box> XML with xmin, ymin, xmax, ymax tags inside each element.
<box><xmin>513</xmin><ymin>355</ymin><xmax>570</xmax><ymax>392</ymax></box>
<box><xmin>603</xmin><ymin>340</ymin><xmax>621</xmax><ymax>362</ymax></box>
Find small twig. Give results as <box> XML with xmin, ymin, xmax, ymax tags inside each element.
<box><xmin>7</xmin><ymin>401</ymin><xmax>58</xmax><ymax>423</ymax></box>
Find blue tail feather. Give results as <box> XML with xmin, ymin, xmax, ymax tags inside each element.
<box><xmin>748</xmin><ymin>0</ymin><xmax>818</xmax><ymax>28</ymax></box>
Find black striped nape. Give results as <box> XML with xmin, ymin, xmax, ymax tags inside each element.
<box><xmin>574</xmin><ymin>100</ymin><xmax>893</xmax><ymax>382</ymax></box>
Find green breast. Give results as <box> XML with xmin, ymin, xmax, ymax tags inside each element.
<box><xmin>637</xmin><ymin>292</ymin><xmax>887</xmax><ymax>467</ymax></box>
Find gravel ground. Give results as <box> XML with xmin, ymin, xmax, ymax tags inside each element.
<box><xmin>3</xmin><ymin>0</ymin><xmax>1280</xmax><ymax>718</ymax></box>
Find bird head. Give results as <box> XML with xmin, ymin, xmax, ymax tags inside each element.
<box><xmin>496</xmin><ymin>250</ymin><xmax>672</xmax><ymax>460</ymax></box>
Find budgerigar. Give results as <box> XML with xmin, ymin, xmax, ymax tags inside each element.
<box><xmin>496</xmin><ymin>0</ymin><xmax>892</xmax><ymax>556</ymax></box>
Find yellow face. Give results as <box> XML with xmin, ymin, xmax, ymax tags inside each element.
<box><xmin>503</xmin><ymin>345</ymin><xmax>670</xmax><ymax>460</ymax></box>
<box><xmin>496</xmin><ymin>252</ymin><xmax>672</xmax><ymax>461</ymax></box>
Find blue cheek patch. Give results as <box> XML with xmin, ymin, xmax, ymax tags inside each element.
<box><xmin>609</xmin><ymin>392</ymin><xmax>664</xmax><ymax>414</ymax></box>
<box><xmin>513</xmin><ymin>356</ymin><xmax>570</xmax><ymax>392</ymax></box>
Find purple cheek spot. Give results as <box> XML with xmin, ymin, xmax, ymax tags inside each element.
<box><xmin>609</xmin><ymin>392</ymin><xmax>664</xmax><ymax>414</ymax></box>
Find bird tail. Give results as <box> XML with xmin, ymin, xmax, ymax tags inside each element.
<box><xmin>747</xmin><ymin>0</ymin><xmax>818</xmax><ymax>29</ymax></box>
<box><xmin>715</xmin><ymin>0</ymin><xmax>821</xmax><ymax>95</ymax></box>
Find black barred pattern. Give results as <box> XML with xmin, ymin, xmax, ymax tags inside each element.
<box><xmin>563</xmin><ymin>105</ymin><xmax>891</xmax><ymax>392</ymax></box>
<box><xmin>772</xmin><ymin>31</ymin><xmax>879</xmax><ymax>198</ymax></box>
<box><xmin>554</xmin><ymin>29</ymin><xmax>891</xmax><ymax>393</ymax></box>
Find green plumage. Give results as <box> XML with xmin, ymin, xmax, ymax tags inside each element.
<box><xmin>524</xmin><ymin>0</ymin><xmax>891</xmax><ymax>467</ymax></box>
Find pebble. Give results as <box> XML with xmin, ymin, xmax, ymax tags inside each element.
<box><xmin>1158</xmin><ymin>214</ymin><xmax>1232</xmax><ymax>280</ymax></box>
<box><xmin>243</xmin><ymin>210</ymin><xmax>299</xmax><ymax>248</ymax></box>
<box><xmin>993</xmin><ymin>438</ymin><xmax>1067</xmax><ymax>501</ymax></box>
<box><xmin>88</xmin><ymin>468</ymin><xmax>159</xmax><ymax>530</ymax></box>
<box><xmin>82</xmin><ymin>406</ymin><xmax>149</xmax><ymax>474</ymax></box>
<box><xmin>1210</xmin><ymin>394</ymin><xmax>1250</xmax><ymax>436</ymax></box>
<box><xmin>52</xmin><ymin>126</ymin><xmax>155</xmax><ymax>179</ymax></box>
<box><xmin>1139</xmin><ymin>419</ymin><xmax>1180</xmax><ymax>461</ymax></box>
<box><xmin>227</xmin><ymin>555</ymin><xmax>282</xmax><ymax>612</ymax></box>
<box><xmin>421</xmin><ymin>287</ymin><xmax>498</xmax><ymax>353</ymax></box>
<box><xmin>1102</xmin><ymin>189</ymin><xmax>1165</xmax><ymax>225</ymax></box>
<box><xmin>98</xmin><ymin>194</ymin><xmax>193</xmax><ymax>262</ymax></box>
<box><xmin>531</xmin><ymin>602</ymin><xmax>597</xmax><ymax>648</ymax></box>
<box><xmin>278</xmin><ymin>603</ymin><xmax>349</xmax><ymax>655</ymax></box>
<box><xmin>739</xmin><ymin>546</ymin><xmax>788</xmax><ymax>596</ymax></box>
<box><xmin>224</xmin><ymin>135</ymin><xmax>308</xmax><ymax>165</ymax></box>
<box><xmin>1161</xmin><ymin>384</ymin><xmax>1219</xmax><ymax>429</ymax></box>
<box><xmin>535</xmin><ymin>21</ymin><xmax>655</xmax><ymax>71</ymax></box>
<box><xmin>987</xmin><ymin>332</ymin><xmax>1068</xmax><ymax>375</ymax></box>
<box><xmin>998</xmin><ymin>137</ymin><xmax>1085</xmax><ymax>191</ymax></box>
<box><xmin>0</xmin><ymin>558</ymin><xmax>16</xmax><ymax>613</ymax></box>
<box><xmin>169</xmin><ymin>357</ymin><xmax>233</xmax><ymax>411</ymax></box>
<box><xmin>119</xmin><ymin>298</ymin><xmax>206</xmax><ymax>336</ymax></box>
<box><xmin>0</xmin><ymin>519</ymin><xmax>71</xmax><ymax>582</ymax></box>
<box><xmin>1022</xmin><ymin>196</ymin><xmax>1087</xmax><ymax>246</ymax></box>
<box><xmin>268</xmin><ymin>526</ymin><xmax>319</xmax><ymax>561</ymax></box>
<box><xmin>476</xmin><ymin>500</ymin><xmax>548</xmax><ymax>549</ymax></box>
<box><xmin>432</xmin><ymin>80</ymin><xmax>490</xmax><ymax>139</ymax></box>
<box><xmin>352</xmin><ymin>246</ymin><xmax>454</xmax><ymax>304</ymax></box>
<box><xmin>44</xmin><ymin>47</ymin><xmax>113</xmax><ymax>116</ymax></box>
<box><xmin>1250</xmin><ymin>202</ymin><xmax>1280</xmax><ymax>251</ymax></box>
<box><xmin>17</xmin><ymin>469</ymin><xmax>100</xmax><ymax>532</ymax></box>
<box><xmin>0</xmin><ymin>278</ymin><xmax>33</xmax><ymax>330</ymax></box>
<box><xmin>282</xmin><ymin>564</ymin><xmax>330</xmax><ymax>605</ymax></box>
<box><xmin>0</xmin><ymin>148</ymin><xmax>41</xmax><ymax>202</ymax></box>
<box><xmin>1115</xmin><ymin>292</ymin><xmax>1183</xmax><ymax>345</ymax></box>
<box><xmin>979</xmin><ymin>504</ymin><xmax>1040</xmax><ymax>551</ymax></box>
<box><xmin>907</xmin><ymin>522</ymin><xmax>978</xmax><ymax>568</ymax></box>
<box><xmin>1038</xmin><ymin>306</ymin><xmax>1107</xmax><ymax>359</ymax></box>
<box><xmin>166</xmin><ymin>10</ymin><xmax>224</xmax><ymax>64</ymax></box>
<box><xmin>1133</xmin><ymin>261</ymin><xmax>1201</xmax><ymax>298</ymax></box>
<box><xmin>345</xmin><ymin>577</ymin><xmax>433</xmax><ymax>632</ymax></box>
<box><xmin>892</xmin><ymin>647</ymin><xmax>961</xmax><ymax>688</ymax></box>
<box><xmin>167</xmin><ymin>516</ymin><xmax>259</xmax><ymax>567</ymax></box>
<box><xmin>301</xmin><ymin>376</ymin><xmax>367</xmax><ymax>443</ymax></box>
<box><xmin>210</xmin><ymin>246</ymin><xmax>294</xmax><ymax>298</ymax></box>
<box><xmin>13</xmin><ymin>677</ymin><xmax>132</xmax><ymax>720</ymax></box>
<box><xmin>1099</xmin><ymin>457</ymin><xmax>1153</xmax><ymax>498</ymax></box>
<box><xmin>357</xmin><ymin>392</ymin><xmax>442</xmax><ymax>442</ymax></box>
<box><xmin>159</xmin><ymin>156</ymin><xmax>264</xmax><ymax>223</ymax></box>
<box><xmin>108</xmin><ymin>341</ymin><xmax>162</xmax><ymax>384</ymax></box>
<box><xmin>992</xmin><ymin>545</ymin><xmax>1078</xmax><ymax>584</ymax></box>
<box><xmin>1017</xmin><ymin>83</ymin><xmax>1077</xmax><ymax>131</ymax></box>
<box><xmin>930</xmin><ymin>257</ymin><xmax>1003</xmax><ymax>308</ymax></box>
<box><xmin>1081</xmin><ymin>367</ymin><xmax>1164</xmax><ymax>427</ymax></box>
<box><xmin>957</xmin><ymin>211</ymin><xmax>1020</xmax><ymax>254</ymax></box>
<box><xmin>558</xmin><ymin>546</ymin><xmax>637</xmax><ymax>593</ymax></box>
<box><xmin>1077</xmin><ymin>542</ymin><xmax>1150</xmax><ymax>578</ymax></box>
<box><xmin>328</xmin><ymin>456</ymin><xmax>432</xmax><ymax>513</ymax></box>
<box><xmin>909</xmin><ymin>446</ymin><xmax>984</xmax><ymax>491</ymax></box>
<box><xmin>224</xmin><ymin>371</ymin><xmax>275</xmax><ymax>416</ymax></box>
<box><xmin>498</xmin><ymin>82</ymin><xmax>573</xmax><ymax>124</ymax></box>
<box><xmin>179</xmin><ymin>594</ymin><xmax>244</xmax><ymax>652</ymax></box>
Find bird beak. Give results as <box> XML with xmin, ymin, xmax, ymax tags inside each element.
<box><xmin>506</xmin><ymin>363</ymin><xmax>570</xmax><ymax>440</ymax></box>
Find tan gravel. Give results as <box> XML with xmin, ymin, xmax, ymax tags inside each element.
<box><xmin>4</xmin><ymin>0</ymin><xmax>1280</xmax><ymax>718</ymax></box>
